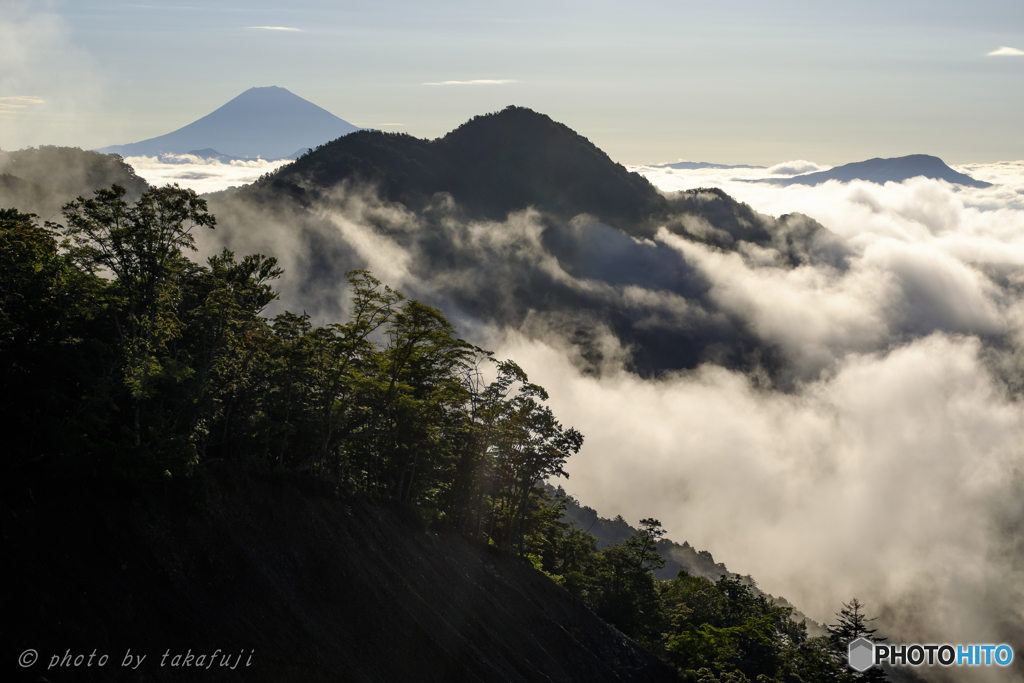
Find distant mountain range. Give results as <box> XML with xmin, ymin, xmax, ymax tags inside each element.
<box><xmin>96</xmin><ymin>86</ymin><xmax>359</xmax><ymax>160</ymax></box>
<box><xmin>650</xmin><ymin>161</ymin><xmax>766</xmax><ymax>170</ymax></box>
<box><xmin>752</xmin><ymin>154</ymin><xmax>991</xmax><ymax>188</ymax></box>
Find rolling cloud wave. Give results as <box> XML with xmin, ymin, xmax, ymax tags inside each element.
<box><xmin>186</xmin><ymin>160</ymin><xmax>1024</xmax><ymax>681</ymax></box>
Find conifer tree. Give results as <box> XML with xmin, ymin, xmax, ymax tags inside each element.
<box><xmin>828</xmin><ymin>598</ymin><xmax>887</xmax><ymax>682</ymax></box>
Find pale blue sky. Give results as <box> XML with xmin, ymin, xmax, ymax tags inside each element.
<box><xmin>2</xmin><ymin>0</ymin><xmax>1022</xmax><ymax>165</ymax></box>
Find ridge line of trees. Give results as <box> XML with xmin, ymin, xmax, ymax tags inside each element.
<box><xmin>3</xmin><ymin>184</ymin><xmax>583</xmax><ymax>550</ymax></box>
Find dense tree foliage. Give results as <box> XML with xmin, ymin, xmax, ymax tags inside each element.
<box><xmin>2</xmin><ymin>186</ymin><xmax>886</xmax><ymax>682</ymax></box>
<box><xmin>3</xmin><ymin>184</ymin><xmax>583</xmax><ymax>537</ymax></box>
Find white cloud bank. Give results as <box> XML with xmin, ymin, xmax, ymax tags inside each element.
<box><xmin>546</xmin><ymin>160</ymin><xmax>1024</xmax><ymax>679</ymax></box>
<box><xmin>766</xmin><ymin>159</ymin><xmax>826</xmax><ymax>175</ymax></box>
<box><xmin>188</xmin><ymin>157</ymin><xmax>1024</xmax><ymax>679</ymax></box>
<box><xmin>489</xmin><ymin>329</ymin><xmax>1024</xmax><ymax>660</ymax></box>
<box><xmin>124</xmin><ymin>153</ymin><xmax>293</xmax><ymax>195</ymax></box>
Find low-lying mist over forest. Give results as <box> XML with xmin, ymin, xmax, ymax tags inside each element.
<box><xmin>186</xmin><ymin>138</ymin><xmax>1024</xmax><ymax>680</ymax></box>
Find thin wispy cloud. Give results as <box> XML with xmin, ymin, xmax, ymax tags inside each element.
<box><xmin>353</xmin><ymin>123</ymin><xmax>406</xmax><ymax>127</ymax></box>
<box><xmin>0</xmin><ymin>96</ymin><xmax>44</xmax><ymax>115</ymax></box>
<box><xmin>126</xmin><ymin>4</ymin><xmax>206</xmax><ymax>9</ymax></box>
<box><xmin>987</xmin><ymin>46</ymin><xmax>1024</xmax><ymax>56</ymax></box>
<box><xmin>423</xmin><ymin>79</ymin><xmax>516</xmax><ymax>86</ymax></box>
<box><xmin>247</xmin><ymin>26</ymin><xmax>302</xmax><ymax>32</ymax></box>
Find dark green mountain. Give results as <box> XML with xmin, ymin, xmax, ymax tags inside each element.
<box><xmin>265</xmin><ymin>105</ymin><xmax>667</xmax><ymax>230</ymax></box>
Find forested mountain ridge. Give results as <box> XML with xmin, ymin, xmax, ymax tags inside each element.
<box><xmin>556</xmin><ymin>487</ymin><xmax>827</xmax><ymax>636</ymax></box>
<box><xmin>261</xmin><ymin>105</ymin><xmax>666</xmax><ymax>230</ymax></box>
<box><xmin>256</xmin><ymin>105</ymin><xmax>839</xmax><ymax>252</ymax></box>
<box><xmin>556</xmin><ymin>485</ymin><xmax>731</xmax><ymax>579</ymax></box>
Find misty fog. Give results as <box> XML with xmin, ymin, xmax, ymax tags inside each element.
<box><xmin>173</xmin><ymin>158</ymin><xmax>1024</xmax><ymax>681</ymax></box>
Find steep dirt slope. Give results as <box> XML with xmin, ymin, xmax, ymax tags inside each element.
<box><xmin>3</xmin><ymin>469</ymin><xmax>677</xmax><ymax>683</ymax></box>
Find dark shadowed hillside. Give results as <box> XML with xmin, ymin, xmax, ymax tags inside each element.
<box><xmin>265</xmin><ymin>106</ymin><xmax>667</xmax><ymax>230</ymax></box>
<box><xmin>4</xmin><ymin>469</ymin><xmax>677</xmax><ymax>683</ymax></box>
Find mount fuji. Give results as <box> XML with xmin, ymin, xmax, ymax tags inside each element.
<box><xmin>96</xmin><ymin>86</ymin><xmax>359</xmax><ymax>160</ymax></box>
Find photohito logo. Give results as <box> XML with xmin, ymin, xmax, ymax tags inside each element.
<box><xmin>848</xmin><ymin>638</ymin><xmax>1014</xmax><ymax>670</ymax></box>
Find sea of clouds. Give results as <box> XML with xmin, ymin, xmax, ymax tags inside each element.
<box><xmin>575</xmin><ymin>162</ymin><xmax>1024</xmax><ymax>668</ymax></box>
<box><xmin>554</xmin><ymin>161</ymin><xmax>1024</xmax><ymax>680</ymax></box>
<box><xmin>124</xmin><ymin>153</ymin><xmax>292</xmax><ymax>196</ymax></box>
<box><xmin>182</xmin><ymin>155</ymin><xmax>1024</xmax><ymax>680</ymax></box>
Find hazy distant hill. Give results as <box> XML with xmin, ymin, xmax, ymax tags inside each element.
<box><xmin>755</xmin><ymin>154</ymin><xmax>991</xmax><ymax>188</ymax></box>
<box><xmin>555</xmin><ymin>486</ymin><xmax>732</xmax><ymax>581</ymax></box>
<box><xmin>96</xmin><ymin>86</ymin><xmax>359</xmax><ymax>160</ymax></box>
<box><xmin>0</xmin><ymin>146</ymin><xmax>148</xmax><ymax>219</ymax></box>
<box><xmin>554</xmin><ymin>487</ymin><xmax>827</xmax><ymax>635</ymax></box>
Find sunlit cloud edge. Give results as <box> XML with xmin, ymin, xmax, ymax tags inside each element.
<box><xmin>987</xmin><ymin>46</ymin><xmax>1024</xmax><ymax>56</ymax></box>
